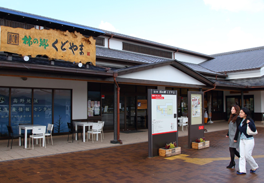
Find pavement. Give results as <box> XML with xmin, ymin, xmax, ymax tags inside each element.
<box><xmin>0</xmin><ymin>121</ymin><xmax>263</xmax><ymax>182</ymax></box>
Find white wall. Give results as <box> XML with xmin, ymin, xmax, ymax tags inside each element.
<box><xmin>118</xmin><ymin>65</ymin><xmax>205</xmax><ymax>86</ymax></box>
<box><xmin>109</xmin><ymin>38</ymin><xmax>122</xmax><ymax>50</ymax></box>
<box><xmin>0</xmin><ymin>76</ymin><xmax>87</xmax><ymax>119</ymax></box>
<box><xmin>261</xmin><ymin>91</ymin><xmax>264</xmax><ymax>113</ymax></box>
<box><xmin>175</xmin><ymin>52</ymin><xmax>207</xmax><ymax>64</ymax></box>
<box><xmin>227</xmin><ymin>69</ymin><xmax>262</xmax><ymax>80</ymax></box>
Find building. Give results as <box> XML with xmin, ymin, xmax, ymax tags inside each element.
<box><xmin>0</xmin><ymin>7</ymin><xmax>263</xmax><ymax>141</ymax></box>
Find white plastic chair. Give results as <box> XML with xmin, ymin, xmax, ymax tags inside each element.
<box><xmin>178</xmin><ymin>116</ymin><xmax>188</xmax><ymax>131</ymax></box>
<box><xmin>29</xmin><ymin>126</ymin><xmax>46</xmax><ymax>149</ymax></box>
<box><xmin>98</xmin><ymin>121</ymin><xmax>105</xmax><ymax>139</ymax></box>
<box><xmin>87</xmin><ymin>123</ymin><xmax>103</xmax><ymax>143</ymax></box>
<box><xmin>45</xmin><ymin>124</ymin><xmax>54</xmax><ymax>145</ymax></box>
<box><xmin>181</xmin><ymin>117</ymin><xmax>188</xmax><ymax>131</ymax></box>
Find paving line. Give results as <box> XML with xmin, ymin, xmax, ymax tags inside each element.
<box><xmin>165</xmin><ymin>154</ymin><xmax>264</xmax><ymax>165</ymax></box>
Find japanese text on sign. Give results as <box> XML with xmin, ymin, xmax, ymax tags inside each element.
<box><xmin>0</xmin><ymin>26</ymin><xmax>96</xmax><ymax>65</ymax></box>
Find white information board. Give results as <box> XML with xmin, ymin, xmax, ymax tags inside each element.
<box><xmin>151</xmin><ymin>92</ymin><xmax>177</xmax><ymax>135</ymax></box>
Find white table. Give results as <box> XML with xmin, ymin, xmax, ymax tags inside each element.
<box><xmin>19</xmin><ymin>124</ymin><xmax>46</xmax><ymax>149</ymax></box>
<box><xmin>74</xmin><ymin>122</ymin><xmax>94</xmax><ymax>142</ymax></box>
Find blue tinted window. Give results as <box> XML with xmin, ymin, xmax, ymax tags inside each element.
<box><xmin>54</xmin><ymin>90</ymin><xmax>71</xmax><ymax>133</ymax></box>
<box><xmin>11</xmin><ymin>88</ymin><xmax>32</xmax><ymax>135</ymax></box>
<box><xmin>33</xmin><ymin>89</ymin><xmax>52</xmax><ymax>128</ymax></box>
<box><xmin>0</xmin><ymin>88</ymin><xmax>9</xmax><ymax>137</ymax></box>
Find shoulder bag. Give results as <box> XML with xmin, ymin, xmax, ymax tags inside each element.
<box><xmin>247</xmin><ymin>124</ymin><xmax>258</xmax><ymax>135</ymax></box>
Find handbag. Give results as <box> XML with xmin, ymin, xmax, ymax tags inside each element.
<box><xmin>247</xmin><ymin>124</ymin><xmax>258</xmax><ymax>135</ymax></box>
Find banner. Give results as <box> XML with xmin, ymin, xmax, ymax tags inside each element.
<box><xmin>0</xmin><ymin>26</ymin><xmax>96</xmax><ymax>65</ymax></box>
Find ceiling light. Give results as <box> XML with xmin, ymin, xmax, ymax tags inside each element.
<box><xmin>23</xmin><ymin>56</ymin><xmax>29</xmax><ymax>61</ymax></box>
<box><xmin>78</xmin><ymin>62</ymin><xmax>83</xmax><ymax>67</ymax></box>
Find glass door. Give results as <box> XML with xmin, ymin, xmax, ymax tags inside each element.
<box><xmin>119</xmin><ymin>96</ymin><xmax>136</xmax><ymax>131</ymax></box>
<box><xmin>125</xmin><ymin>96</ymin><xmax>136</xmax><ymax>131</ymax></box>
<box><xmin>226</xmin><ymin>95</ymin><xmax>254</xmax><ymax>120</ymax></box>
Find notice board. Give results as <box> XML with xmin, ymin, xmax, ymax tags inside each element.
<box><xmin>188</xmin><ymin>91</ymin><xmax>204</xmax><ymax>148</ymax></box>
<box><xmin>148</xmin><ymin>89</ymin><xmax>178</xmax><ymax>157</ymax></box>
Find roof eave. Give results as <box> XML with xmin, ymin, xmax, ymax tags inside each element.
<box><xmin>0</xmin><ymin>60</ymin><xmax>113</xmax><ymax>76</ymax></box>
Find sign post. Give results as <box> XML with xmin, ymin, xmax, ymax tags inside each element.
<box><xmin>188</xmin><ymin>91</ymin><xmax>204</xmax><ymax>148</ymax></box>
<box><xmin>148</xmin><ymin>89</ymin><xmax>177</xmax><ymax>157</ymax></box>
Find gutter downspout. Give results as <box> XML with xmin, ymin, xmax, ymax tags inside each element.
<box><xmin>203</xmin><ymin>83</ymin><xmax>216</xmax><ymax>94</ymax></box>
<box><xmin>113</xmin><ymin>73</ymin><xmax>122</xmax><ymax>144</ymax></box>
<box><xmin>203</xmin><ymin>75</ymin><xmax>218</xmax><ymax>94</ymax></box>
<box><xmin>108</xmin><ymin>34</ymin><xmax>113</xmax><ymax>49</ymax></box>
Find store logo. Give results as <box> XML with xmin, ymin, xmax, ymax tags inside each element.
<box><xmin>0</xmin><ymin>97</ymin><xmax>4</xmax><ymax>103</ymax></box>
<box><xmin>7</xmin><ymin>32</ymin><xmax>19</xmax><ymax>45</ymax></box>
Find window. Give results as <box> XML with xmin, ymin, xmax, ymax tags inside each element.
<box><xmin>0</xmin><ymin>18</ymin><xmax>35</xmax><ymax>29</ymax></box>
<box><xmin>0</xmin><ymin>88</ymin><xmax>9</xmax><ymax>137</ymax></box>
<box><xmin>53</xmin><ymin>90</ymin><xmax>71</xmax><ymax>133</ymax></box>
<box><xmin>96</xmin><ymin>37</ymin><xmax>105</xmax><ymax>46</ymax></box>
<box><xmin>33</xmin><ymin>89</ymin><xmax>52</xmax><ymax>128</ymax></box>
<box><xmin>0</xmin><ymin>87</ymin><xmax>72</xmax><ymax>136</ymax></box>
<box><xmin>123</xmin><ymin>42</ymin><xmax>172</xmax><ymax>58</ymax></box>
<box><xmin>101</xmin><ymin>95</ymin><xmax>114</xmax><ymax>130</ymax></box>
<box><xmin>10</xmin><ymin>88</ymin><xmax>32</xmax><ymax>128</ymax></box>
<box><xmin>88</xmin><ymin>83</ymin><xmax>101</xmax><ymax>117</ymax></box>
<box><xmin>88</xmin><ymin>91</ymin><xmax>101</xmax><ymax>117</ymax></box>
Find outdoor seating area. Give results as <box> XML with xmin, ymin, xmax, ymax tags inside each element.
<box><xmin>11</xmin><ymin>121</ymin><xmax>106</xmax><ymax>150</ymax></box>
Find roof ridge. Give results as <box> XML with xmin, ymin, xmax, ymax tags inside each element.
<box><xmin>211</xmin><ymin>45</ymin><xmax>264</xmax><ymax>56</ymax></box>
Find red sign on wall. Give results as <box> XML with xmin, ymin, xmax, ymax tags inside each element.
<box><xmin>151</xmin><ymin>94</ymin><xmax>164</xmax><ymax>99</ymax></box>
<box><xmin>198</xmin><ymin>126</ymin><xmax>204</xmax><ymax>130</ymax></box>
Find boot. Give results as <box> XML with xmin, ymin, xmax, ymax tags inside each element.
<box><xmin>226</xmin><ymin>162</ymin><xmax>235</xmax><ymax>168</ymax></box>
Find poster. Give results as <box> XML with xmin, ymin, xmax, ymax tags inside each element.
<box><xmin>191</xmin><ymin>94</ymin><xmax>203</xmax><ymax>125</ymax></box>
<box><xmin>191</xmin><ymin>96</ymin><xmax>201</xmax><ymax>117</ymax></box>
<box><xmin>151</xmin><ymin>91</ymin><xmax>177</xmax><ymax>135</ymax></box>
<box><xmin>88</xmin><ymin>100</ymin><xmax>91</xmax><ymax>108</ymax></box>
<box><xmin>94</xmin><ymin>107</ymin><xmax>100</xmax><ymax>115</ymax></box>
<box><xmin>104</xmin><ymin>106</ymin><xmax>108</xmax><ymax>113</ymax></box>
<box><xmin>88</xmin><ymin>108</ymin><xmax>93</xmax><ymax>117</ymax></box>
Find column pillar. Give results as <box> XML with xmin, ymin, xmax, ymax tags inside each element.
<box><xmin>111</xmin><ymin>84</ymin><xmax>118</xmax><ymax>143</ymax></box>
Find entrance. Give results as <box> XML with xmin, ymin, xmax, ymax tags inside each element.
<box><xmin>226</xmin><ymin>95</ymin><xmax>254</xmax><ymax>120</ymax></box>
<box><xmin>120</xmin><ymin>96</ymin><xmax>136</xmax><ymax>131</ymax></box>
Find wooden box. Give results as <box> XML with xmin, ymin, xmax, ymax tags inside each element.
<box><xmin>159</xmin><ymin>147</ymin><xmax>181</xmax><ymax>157</ymax></box>
<box><xmin>192</xmin><ymin>141</ymin><xmax>210</xmax><ymax>149</ymax></box>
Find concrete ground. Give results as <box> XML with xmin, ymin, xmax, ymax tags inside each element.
<box><xmin>0</xmin><ymin>120</ymin><xmax>263</xmax><ymax>162</ymax></box>
<box><xmin>0</xmin><ymin>121</ymin><xmax>263</xmax><ymax>182</ymax></box>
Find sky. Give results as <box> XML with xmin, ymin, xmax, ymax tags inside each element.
<box><xmin>1</xmin><ymin>0</ymin><xmax>264</xmax><ymax>55</ymax></box>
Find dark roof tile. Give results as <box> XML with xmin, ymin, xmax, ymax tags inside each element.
<box><xmin>201</xmin><ymin>46</ymin><xmax>264</xmax><ymax>72</ymax></box>
<box><xmin>96</xmin><ymin>47</ymin><xmax>169</xmax><ymax>63</ymax></box>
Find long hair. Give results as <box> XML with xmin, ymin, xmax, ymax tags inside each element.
<box><xmin>228</xmin><ymin>105</ymin><xmax>240</xmax><ymax>124</ymax></box>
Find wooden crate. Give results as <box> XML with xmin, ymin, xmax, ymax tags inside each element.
<box><xmin>159</xmin><ymin>147</ymin><xmax>181</xmax><ymax>157</ymax></box>
<box><xmin>192</xmin><ymin>141</ymin><xmax>210</xmax><ymax>149</ymax></box>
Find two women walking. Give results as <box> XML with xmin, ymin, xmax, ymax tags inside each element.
<box><xmin>226</xmin><ymin>105</ymin><xmax>259</xmax><ymax>174</ymax></box>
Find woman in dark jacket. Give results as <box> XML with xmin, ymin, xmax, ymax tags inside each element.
<box><xmin>226</xmin><ymin>105</ymin><xmax>240</xmax><ymax>168</ymax></box>
<box><xmin>237</xmin><ymin>107</ymin><xmax>259</xmax><ymax>175</ymax></box>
